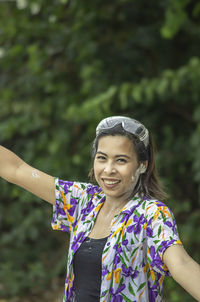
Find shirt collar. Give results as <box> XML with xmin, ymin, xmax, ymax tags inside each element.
<box><xmin>120</xmin><ymin>195</ymin><xmax>143</xmax><ymax>214</ymax></box>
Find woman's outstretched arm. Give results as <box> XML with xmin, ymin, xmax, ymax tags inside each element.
<box><xmin>0</xmin><ymin>145</ymin><xmax>56</xmax><ymax>205</ymax></box>
<box><xmin>164</xmin><ymin>244</ymin><xmax>200</xmax><ymax>301</ymax></box>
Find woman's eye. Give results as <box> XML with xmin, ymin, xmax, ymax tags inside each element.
<box><xmin>96</xmin><ymin>156</ymin><xmax>106</xmax><ymax>160</ymax></box>
<box><xmin>117</xmin><ymin>158</ymin><xmax>127</xmax><ymax>163</ymax></box>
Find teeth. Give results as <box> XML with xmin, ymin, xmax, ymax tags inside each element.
<box><xmin>104</xmin><ymin>180</ymin><xmax>119</xmax><ymax>185</ymax></box>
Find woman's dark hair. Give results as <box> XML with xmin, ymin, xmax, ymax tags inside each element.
<box><xmin>88</xmin><ymin>124</ymin><xmax>168</xmax><ymax>201</ymax></box>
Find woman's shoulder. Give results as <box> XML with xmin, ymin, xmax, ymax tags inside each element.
<box><xmin>55</xmin><ymin>177</ymin><xmax>103</xmax><ymax>196</ymax></box>
<box><xmin>141</xmin><ymin>196</ymin><xmax>174</xmax><ymax>221</ymax></box>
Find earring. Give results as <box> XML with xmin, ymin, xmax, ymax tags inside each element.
<box><xmin>139</xmin><ymin>164</ymin><xmax>146</xmax><ymax>174</ymax></box>
<box><xmin>132</xmin><ymin>168</ymin><xmax>140</xmax><ymax>182</ymax></box>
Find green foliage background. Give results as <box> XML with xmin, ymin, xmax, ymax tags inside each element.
<box><xmin>0</xmin><ymin>0</ymin><xmax>200</xmax><ymax>301</ymax></box>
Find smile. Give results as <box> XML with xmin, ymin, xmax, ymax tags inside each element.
<box><xmin>102</xmin><ymin>179</ymin><xmax>121</xmax><ymax>186</ymax></box>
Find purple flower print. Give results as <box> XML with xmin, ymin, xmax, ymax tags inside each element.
<box><xmin>102</xmin><ymin>266</ymin><xmax>109</xmax><ymax>276</ymax></box>
<box><xmin>120</xmin><ymin>214</ymin><xmax>129</xmax><ymax>224</ymax></box>
<box><xmin>164</xmin><ymin>220</ymin><xmax>177</xmax><ymax>235</ymax></box>
<box><xmin>121</xmin><ymin>204</ymin><xmax>139</xmax><ymax>216</ymax></box>
<box><xmin>149</xmin><ymin>246</ymin><xmax>163</xmax><ymax>272</ymax></box>
<box><xmin>58</xmin><ymin>180</ymin><xmax>73</xmax><ymax>194</ymax></box>
<box><xmin>146</xmin><ymin>217</ymin><xmax>153</xmax><ymax>237</ymax></box>
<box><xmin>122</xmin><ymin>264</ymin><xmax>139</xmax><ymax>279</ymax></box>
<box><xmin>127</xmin><ymin>213</ymin><xmax>148</xmax><ymax>234</ymax></box>
<box><xmin>113</xmin><ymin>244</ymin><xmax>123</xmax><ymax>268</ymax></box>
<box><xmin>68</xmin><ymin>206</ymin><xmax>76</xmax><ymax>217</ymax></box>
<box><xmin>133</xmin><ymin>214</ymin><xmax>147</xmax><ymax>235</ymax></box>
<box><xmin>68</xmin><ymin>198</ymin><xmax>78</xmax><ymax>217</ymax></box>
<box><xmin>122</xmin><ymin>239</ymin><xmax>128</xmax><ymax>246</ymax></box>
<box><xmin>109</xmin><ymin>284</ymin><xmax>126</xmax><ymax>302</ymax></box>
<box><xmin>114</xmin><ymin>255</ymin><xmax>121</xmax><ymax>267</ymax></box>
<box><xmin>160</xmin><ymin>240</ymin><xmax>176</xmax><ymax>253</ymax></box>
<box><xmin>86</xmin><ymin>184</ymin><xmax>102</xmax><ymax>195</ymax></box>
<box><xmin>148</xmin><ymin>281</ymin><xmax>159</xmax><ymax>302</ymax></box>
<box><xmin>113</xmin><ymin>244</ymin><xmax>122</xmax><ymax>253</ymax></box>
<box><xmin>156</xmin><ymin>201</ymin><xmax>166</xmax><ymax>207</ymax></box>
<box><xmin>66</xmin><ymin>280</ymin><xmax>75</xmax><ymax>301</ymax></box>
<box><xmin>63</xmin><ymin>183</ymin><xmax>69</xmax><ymax>194</ymax></box>
<box><xmin>86</xmin><ymin>185</ymin><xmax>96</xmax><ymax>195</ymax></box>
<box><xmin>71</xmin><ymin>232</ymin><xmax>85</xmax><ymax>253</ymax></box>
<box><xmin>127</xmin><ymin>225</ymin><xmax>134</xmax><ymax>233</ymax></box>
<box><xmin>81</xmin><ymin>186</ymin><xmax>104</xmax><ymax>221</ymax></box>
<box><xmin>81</xmin><ymin>200</ymin><xmax>95</xmax><ymax>221</ymax></box>
<box><xmin>58</xmin><ymin>179</ymin><xmax>65</xmax><ymax>186</ymax></box>
<box><xmin>56</xmin><ymin>202</ymin><xmax>66</xmax><ymax>216</ymax></box>
<box><xmin>60</xmin><ymin>224</ymin><xmax>70</xmax><ymax>232</ymax></box>
<box><xmin>146</xmin><ymin>227</ymin><xmax>153</xmax><ymax>237</ymax></box>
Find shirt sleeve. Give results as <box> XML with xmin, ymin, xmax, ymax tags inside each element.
<box><xmin>145</xmin><ymin>201</ymin><xmax>182</xmax><ymax>276</ymax></box>
<box><xmin>51</xmin><ymin>178</ymin><xmax>89</xmax><ymax>233</ymax></box>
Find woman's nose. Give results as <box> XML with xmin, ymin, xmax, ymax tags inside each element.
<box><xmin>104</xmin><ymin>162</ymin><xmax>116</xmax><ymax>174</ymax></box>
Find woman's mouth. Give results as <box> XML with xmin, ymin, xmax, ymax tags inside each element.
<box><xmin>102</xmin><ymin>178</ymin><xmax>121</xmax><ymax>188</ymax></box>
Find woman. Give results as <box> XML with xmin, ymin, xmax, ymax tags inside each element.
<box><xmin>0</xmin><ymin>116</ymin><xmax>200</xmax><ymax>302</ymax></box>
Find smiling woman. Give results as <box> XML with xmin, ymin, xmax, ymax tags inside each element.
<box><xmin>0</xmin><ymin>116</ymin><xmax>200</xmax><ymax>302</ymax></box>
<box><xmin>89</xmin><ymin>118</ymin><xmax>166</xmax><ymax>202</ymax></box>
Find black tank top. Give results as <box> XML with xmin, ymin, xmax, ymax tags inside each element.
<box><xmin>73</xmin><ymin>236</ymin><xmax>108</xmax><ymax>302</ymax></box>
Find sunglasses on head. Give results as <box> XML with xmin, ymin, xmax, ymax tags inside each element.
<box><xmin>96</xmin><ymin>116</ymin><xmax>149</xmax><ymax>148</ymax></box>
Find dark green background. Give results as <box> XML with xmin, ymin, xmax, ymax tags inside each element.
<box><xmin>0</xmin><ymin>0</ymin><xmax>200</xmax><ymax>301</ymax></box>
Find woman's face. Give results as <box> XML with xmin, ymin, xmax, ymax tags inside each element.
<box><xmin>94</xmin><ymin>135</ymin><xmax>140</xmax><ymax>203</ymax></box>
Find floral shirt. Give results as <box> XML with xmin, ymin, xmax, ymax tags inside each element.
<box><xmin>51</xmin><ymin>178</ymin><xmax>182</xmax><ymax>302</ymax></box>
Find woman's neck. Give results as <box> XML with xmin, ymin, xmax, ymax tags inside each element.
<box><xmin>102</xmin><ymin>196</ymin><xmax>129</xmax><ymax>215</ymax></box>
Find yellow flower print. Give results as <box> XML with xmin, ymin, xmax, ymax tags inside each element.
<box><xmin>52</xmin><ymin>221</ymin><xmax>61</xmax><ymax>230</ymax></box>
<box><xmin>66</xmin><ymin>212</ymin><xmax>74</xmax><ymax>229</ymax></box>
<box><xmin>111</xmin><ymin>226</ymin><xmax>123</xmax><ymax>238</ymax></box>
<box><xmin>67</xmin><ymin>272</ymin><xmax>74</xmax><ymax>291</ymax></box>
<box><xmin>61</xmin><ymin>190</ymin><xmax>67</xmax><ymax>204</ymax></box>
<box><xmin>161</xmin><ymin>206</ymin><xmax>172</xmax><ymax>218</ymax></box>
<box><xmin>153</xmin><ymin>208</ymin><xmax>160</xmax><ymax>221</ymax></box>
<box><xmin>94</xmin><ymin>203</ymin><xmax>103</xmax><ymax>213</ymax></box>
<box><xmin>114</xmin><ymin>268</ymin><xmax>121</xmax><ymax>284</ymax></box>
<box><xmin>106</xmin><ymin>271</ymin><xmax>112</xmax><ymax>281</ymax></box>
<box><xmin>149</xmin><ymin>268</ymin><xmax>156</xmax><ymax>282</ymax></box>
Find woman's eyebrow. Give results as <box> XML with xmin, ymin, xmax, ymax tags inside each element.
<box><xmin>97</xmin><ymin>151</ymin><xmax>131</xmax><ymax>159</ymax></box>
<box><xmin>115</xmin><ymin>154</ymin><xmax>131</xmax><ymax>159</ymax></box>
<box><xmin>96</xmin><ymin>151</ymin><xmax>107</xmax><ymax>156</ymax></box>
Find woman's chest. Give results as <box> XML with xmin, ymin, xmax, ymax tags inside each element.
<box><xmin>88</xmin><ymin>209</ymin><xmax>114</xmax><ymax>238</ymax></box>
